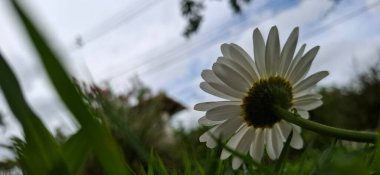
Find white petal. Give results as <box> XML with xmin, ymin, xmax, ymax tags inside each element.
<box><xmin>199</xmin><ymin>127</ymin><xmax>217</xmax><ymax>142</ymax></box>
<box><xmin>265</xmin><ymin>26</ymin><xmax>280</xmax><ymax>76</ymax></box>
<box><xmin>200</xmin><ymin>118</ymin><xmax>244</xmax><ymax>146</ymax></box>
<box><xmin>201</xmin><ymin>69</ymin><xmax>223</xmax><ymax>84</ymax></box>
<box><xmin>203</xmin><ymin>121</ymin><xmax>244</xmax><ymax>148</ymax></box>
<box><xmin>288</xmin><ymin>46</ymin><xmax>320</xmax><ymax>84</ymax></box>
<box><xmin>294</xmin><ymin>98</ymin><xmax>322</xmax><ymax>108</ymax></box>
<box><xmin>221</xmin><ymin>43</ymin><xmax>232</xmax><ymax>58</ymax></box>
<box><xmin>220</xmin><ymin>126</ymin><xmax>249</xmax><ymax>160</ymax></box>
<box><xmin>279</xmin><ymin>27</ymin><xmax>299</xmax><ymax>76</ymax></box>
<box><xmin>290</xmin><ymin>128</ymin><xmax>303</xmax><ymax>149</ymax></box>
<box><xmin>235</xmin><ymin>127</ymin><xmax>254</xmax><ymax>154</ymax></box>
<box><xmin>201</xmin><ymin>70</ymin><xmax>244</xmax><ymax>99</ymax></box>
<box><xmin>292</xmin><ymin>124</ymin><xmax>302</xmax><ymax>133</ymax></box>
<box><xmin>200</xmin><ymin>82</ymin><xmax>239</xmax><ymax>100</ymax></box>
<box><xmin>217</xmin><ymin>57</ymin><xmax>254</xmax><ymax>83</ymax></box>
<box><xmin>232</xmin><ymin>157</ymin><xmax>243</xmax><ymax>170</ymax></box>
<box><xmin>253</xmin><ymin>28</ymin><xmax>267</xmax><ymax>77</ymax></box>
<box><xmin>297</xmin><ymin>110</ymin><xmax>310</xmax><ymax>119</ymax></box>
<box><xmin>205</xmin><ymin>81</ymin><xmax>244</xmax><ymax>99</ymax></box>
<box><xmin>200</xmin><ymin>127</ymin><xmax>218</xmax><ymax>148</ymax></box>
<box><xmin>294</xmin><ymin>100</ymin><xmax>323</xmax><ymax>111</ymax></box>
<box><xmin>274</xmin><ymin>123</ymin><xmax>286</xmax><ymax>141</ymax></box>
<box><xmin>272</xmin><ymin>127</ymin><xmax>284</xmax><ymax>158</ymax></box>
<box><xmin>206</xmin><ymin>138</ymin><xmax>218</xmax><ymax>148</ymax></box>
<box><xmin>214</xmin><ymin>117</ymin><xmax>244</xmax><ymax>140</ymax></box>
<box><xmin>293</xmin><ymin>94</ymin><xmax>322</xmax><ymax>102</ymax></box>
<box><xmin>265</xmin><ymin>128</ymin><xmax>277</xmax><ymax>160</ymax></box>
<box><xmin>212</xmin><ymin>63</ymin><xmax>251</xmax><ymax>93</ymax></box>
<box><xmin>231</xmin><ymin>127</ymin><xmax>254</xmax><ymax>169</ymax></box>
<box><xmin>294</xmin><ymin>71</ymin><xmax>329</xmax><ymax>93</ymax></box>
<box><xmin>278</xmin><ymin>121</ymin><xmax>292</xmax><ymax>139</ymax></box>
<box><xmin>229</xmin><ymin>44</ymin><xmax>260</xmax><ymax>80</ymax></box>
<box><xmin>285</xmin><ymin>44</ymin><xmax>306</xmax><ymax>78</ymax></box>
<box><xmin>198</xmin><ymin>116</ymin><xmax>224</xmax><ymax>126</ymax></box>
<box><xmin>194</xmin><ymin>101</ymin><xmax>240</xmax><ymax>111</ymax></box>
<box><xmin>250</xmin><ymin>128</ymin><xmax>264</xmax><ymax>162</ymax></box>
<box><xmin>293</xmin><ymin>85</ymin><xmax>316</xmax><ymax>98</ymax></box>
<box><xmin>206</xmin><ymin>105</ymin><xmax>241</xmax><ymax>121</ymax></box>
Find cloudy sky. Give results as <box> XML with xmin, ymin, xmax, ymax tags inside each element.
<box><xmin>0</xmin><ymin>0</ymin><xmax>380</xmax><ymax>157</ymax></box>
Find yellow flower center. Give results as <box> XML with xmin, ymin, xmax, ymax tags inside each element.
<box><xmin>241</xmin><ymin>76</ymin><xmax>293</xmax><ymax>128</ymax></box>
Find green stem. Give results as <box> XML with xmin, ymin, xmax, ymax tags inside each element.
<box><xmin>275</xmin><ymin>107</ymin><xmax>377</xmax><ymax>143</ymax></box>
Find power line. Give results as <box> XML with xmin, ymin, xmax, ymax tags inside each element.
<box><xmin>103</xmin><ymin>1</ymin><xmax>287</xmax><ymax>83</ymax></box>
<box><xmin>102</xmin><ymin>22</ymin><xmax>230</xmax><ymax>81</ymax></box>
<box><xmin>70</xmin><ymin>0</ymin><xmax>162</xmax><ymax>86</ymax></box>
<box><xmin>75</xmin><ymin>0</ymin><xmax>162</xmax><ymax>47</ymax></box>
<box><xmin>302</xmin><ymin>0</ymin><xmax>380</xmax><ymax>40</ymax></box>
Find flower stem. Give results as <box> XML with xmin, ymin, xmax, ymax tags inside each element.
<box><xmin>275</xmin><ymin>107</ymin><xmax>377</xmax><ymax>143</ymax></box>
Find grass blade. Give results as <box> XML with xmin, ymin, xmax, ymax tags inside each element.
<box><xmin>0</xmin><ymin>52</ymin><xmax>69</xmax><ymax>174</ymax></box>
<box><xmin>62</xmin><ymin>129</ymin><xmax>90</xmax><ymax>173</ymax></box>
<box><xmin>10</xmin><ymin>1</ymin><xmax>130</xmax><ymax>174</ymax></box>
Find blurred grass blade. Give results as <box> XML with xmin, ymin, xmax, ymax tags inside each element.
<box><xmin>274</xmin><ymin>130</ymin><xmax>293</xmax><ymax>174</ymax></box>
<box><xmin>0</xmin><ymin>52</ymin><xmax>69</xmax><ymax>175</ymax></box>
<box><xmin>10</xmin><ymin>1</ymin><xmax>130</xmax><ymax>174</ymax></box>
<box><xmin>62</xmin><ymin>129</ymin><xmax>90</xmax><ymax>173</ymax></box>
<box><xmin>372</xmin><ymin>124</ymin><xmax>380</xmax><ymax>172</ymax></box>
<box><xmin>309</xmin><ymin>139</ymin><xmax>336</xmax><ymax>175</ymax></box>
<box><xmin>194</xmin><ymin>161</ymin><xmax>206</xmax><ymax>175</ymax></box>
<box><xmin>156</xmin><ymin>156</ymin><xmax>169</xmax><ymax>175</ymax></box>
<box><xmin>147</xmin><ymin>151</ymin><xmax>169</xmax><ymax>175</ymax></box>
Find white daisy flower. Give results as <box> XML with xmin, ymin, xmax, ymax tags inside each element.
<box><xmin>195</xmin><ymin>26</ymin><xmax>329</xmax><ymax>169</ymax></box>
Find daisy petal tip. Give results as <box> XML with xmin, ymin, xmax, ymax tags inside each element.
<box><xmin>313</xmin><ymin>45</ymin><xmax>320</xmax><ymax>52</ymax></box>
<box><xmin>220</xmin><ymin>150</ymin><xmax>230</xmax><ymax>160</ymax></box>
<box><xmin>197</xmin><ymin>116</ymin><xmax>205</xmax><ymax>124</ymax></box>
<box><xmin>193</xmin><ymin>104</ymin><xmax>200</xmax><ymax>111</ymax></box>
<box><xmin>253</xmin><ymin>28</ymin><xmax>263</xmax><ymax>36</ymax></box>
<box><xmin>291</xmin><ymin>27</ymin><xmax>299</xmax><ymax>36</ymax></box>
<box><xmin>220</xmin><ymin>43</ymin><xmax>230</xmax><ymax>54</ymax></box>
<box><xmin>221</xmin><ymin>43</ymin><xmax>229</xmax><ymax>47</ymax></box>
<box><xmin>232</xmin><ymin>157</ymin><xmax>243</xmax><ymax>170</ymax></box>
<box><xmin>318</xmin><ymin>71</ymin><xmax>330</xmax><ymax>80</ymax></box>
<box><xmin>206</xmin><ymin>142</ymin><xmax>217</xmax><ymax>148</ymax></box>
<box><xmin>270</xmin><ymin>25</ymin><xmax>279</xmax><ymax>32</ymax></box>
<box><xmin>199</xmin><ymin>134</ymin><xmax>207</xmax><ymax>143</ymax></box>
<box><xmin>290</xmin><ymin>131</ymin><xmax>304</xmax><ymax>149</ymax></box>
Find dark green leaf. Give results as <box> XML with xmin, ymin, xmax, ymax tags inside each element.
<box><xmin>0</xmin><ymin>52</ymin><xmax>69</xmax><ymax>175</ymax></box>
<box><xmin>10</xmin><ymin>1</ymin><xmax>130</xmax><ymax>174</ymax></box>
<box><xmin>62</xmin><ymin>129</ymin><xmax>90</xmax><ymax>173</ymax></box>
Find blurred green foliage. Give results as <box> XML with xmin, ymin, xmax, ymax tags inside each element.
<box><xmin>74</xmin><ymin>79</ymin><xmax>186</xmax><ymax>173</ymax></box>
<box><xmin>311</xmin><ymin>62</ymin><xmax>380</xmax><ymax>130</ymax></box>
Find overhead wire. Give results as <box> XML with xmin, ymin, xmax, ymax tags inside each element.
<box><xmin>76</xmin><ymin>0</ymin><xmax>162</xmax><ymax>47</ymax></box>
<box><xmin>103</xmin><ymin>0</ymin><xmax>287</xmax><ymax>84</ymax></box>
